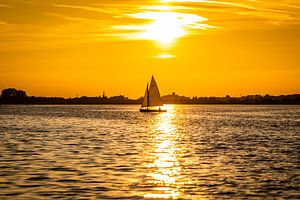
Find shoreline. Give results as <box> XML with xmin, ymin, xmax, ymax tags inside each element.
<box><xmin>1</xmin><ymin>103</ymin><xmax>300</xmax><ymax>105</ymax></box>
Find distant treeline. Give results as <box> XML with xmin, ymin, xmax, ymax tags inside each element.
<box><xmin>0</xmin><ymin>88</ymin><xmax>141</xmax><ymax>104</ymax></box>
<box><xmin>1</xmin><ymin>88</ymin><xmax>300</xmax><ymax>105</ymax></box>
<box><xmin>163</xmin><ymin>92</ymin><xmax>300</xmax><ymax>105</ymax></box>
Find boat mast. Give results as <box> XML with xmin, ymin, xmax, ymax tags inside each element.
<box><xmin>147</xmin><ymin>83</ymin><xmax>149</xmax><ymax>110</ymax></box>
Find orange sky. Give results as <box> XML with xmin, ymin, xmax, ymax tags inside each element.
<box><xmin>0</xmin><ymin>0</ymin><xmax>299</xmax><ymax>98</ymax></box>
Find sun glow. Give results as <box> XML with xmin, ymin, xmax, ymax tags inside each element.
<box><xmin>122</xmin><ymin>11</ymin><xmax>208</xmax><ymax>45</ymax></box>
<box><xmin>139</xmin><ymin>12</ymin><xmax>185</xmax><ymax>45</ymax></box>
<box><xmin>155</xmin><ymin>53</ymin><xmax>175</xmax><ymax>59</ymax></box>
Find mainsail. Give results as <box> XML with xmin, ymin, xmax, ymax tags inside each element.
<box><xmin>141</xmin><ymin>76</ymin><xmax>163</xmax><ymax>108</ymax></box>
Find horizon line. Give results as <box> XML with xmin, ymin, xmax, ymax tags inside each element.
<box><xmin>1</xmin><ymin>88</ymin><xmax>299</xmax><ymax>99</ymax></box>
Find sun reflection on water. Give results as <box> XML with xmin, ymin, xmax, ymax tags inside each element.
<box><xmin>143</xmin><ymin>105</ymin><xmax>183</xmax><ymax>199</ymax></box>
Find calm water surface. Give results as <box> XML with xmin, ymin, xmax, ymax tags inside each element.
<box><xmin>0</xmin><ymin>105</ymin><xmax>299</xmax><ymax>199</ymax></box>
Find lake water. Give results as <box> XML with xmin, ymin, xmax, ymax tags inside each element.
<box><xmin>0</xmin><ymin>105</ymin><xmax>299</xmax><ymax>199</ymax></box>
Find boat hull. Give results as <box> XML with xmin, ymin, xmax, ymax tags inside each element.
<box><xmin>140</xmin><ymin>108</ymin><xmax>167</xmax><ymax>112</ymax></box>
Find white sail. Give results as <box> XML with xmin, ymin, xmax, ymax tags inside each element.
<box><xmin>148</xmin><ymin>76</ymin><xmax>163</xmax><ymax>107</ymax></box>
<box><xmin>141</xmin><ymin>84</ymin><xmax>149</xmax><ymax>107</ymax></box>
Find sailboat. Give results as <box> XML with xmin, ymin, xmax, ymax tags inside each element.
<box><xmin>140</xmin><ymin>76</ymin><xmax>167</xmax><ymax>112</ymax></box>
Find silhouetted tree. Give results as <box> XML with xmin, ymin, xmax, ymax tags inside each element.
<box><xmin>1</xmin><ymin>88</ymin><xmax>28</xmax><ymax>104</ymax></box>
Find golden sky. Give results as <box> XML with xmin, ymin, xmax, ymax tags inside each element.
<box><xmin>0</xmin><ymin>0</ymin><xmax>299</xmax><ymax>98</ymax></box>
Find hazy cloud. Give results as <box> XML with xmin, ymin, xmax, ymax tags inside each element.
<box><xmin>0</xmin><ymin>0</ymin><xmax>299</xmax><ymax>49</ymax></box>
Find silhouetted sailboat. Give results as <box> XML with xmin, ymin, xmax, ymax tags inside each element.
<box><xmin>140</xmin><ymin>76</ymin><xmax>167</xmax><ymax>112</ymax></box>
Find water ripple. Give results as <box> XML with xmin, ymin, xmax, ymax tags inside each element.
<box><xmin>0</xmin><ymin>105</ymin><xmax>299</xmax><ymax>199</ymax></box>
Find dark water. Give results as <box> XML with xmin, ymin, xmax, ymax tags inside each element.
<box><xmin>0</xmin><ymin>105</ymin><xmax>299</xmax><ymax>199</ymax></box>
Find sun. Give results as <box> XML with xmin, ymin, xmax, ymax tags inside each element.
<box><xmin>123</xmin><ymin>11</ymin><xmax>208</xmax><ymax>46</ymax></box>
<box><xmin>139</xmin><ymin>12</ymin><xmax>185</xmax><ymax>45</ymax></box>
